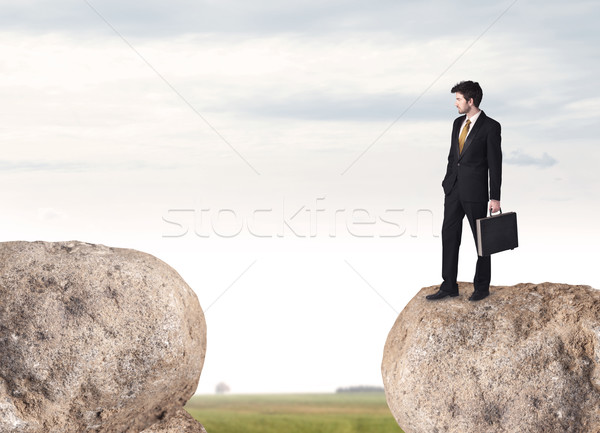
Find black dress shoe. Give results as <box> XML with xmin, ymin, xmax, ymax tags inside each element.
<box><xmin>426</xmin><ymin>289</ymin><xmax>459</xmax><ymax>300</ymax></box>
<box><xmin>468</xmin><ymin>291</ymin><xmax>489</xmax><ymax>301</ymax></box>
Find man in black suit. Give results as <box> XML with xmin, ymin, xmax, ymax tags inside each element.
<box><xmin>427</xmin><ymin>81</ymin><xmax>502</xmax><ymax>302</ymax></box>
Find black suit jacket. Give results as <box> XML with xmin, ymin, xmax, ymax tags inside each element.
<box><xmin>441</xmin><ymin>111</ymin><xmax>502</xmax><ymax>202</ymax></box>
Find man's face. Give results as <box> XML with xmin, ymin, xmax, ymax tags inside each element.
<box><xmin>455</xmin><ymin>92</ymin><xmax>472</xmax><ymax>114</ymax></box>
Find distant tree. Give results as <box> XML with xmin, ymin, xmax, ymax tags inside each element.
<box><xmin>215</xmin><ymin>382</ymin><xmax>231</xmax><ymax>394</ymax></box>
<box><xmin>336</xmin><ymin>385</ymin><xmax>385</xmax><ymax>393</ymax></box>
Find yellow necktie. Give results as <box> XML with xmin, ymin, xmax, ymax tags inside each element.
<box><xmin>458</xmin><ymin>119</ymin><xmax>471</xmax><ymax>155</ymax></box>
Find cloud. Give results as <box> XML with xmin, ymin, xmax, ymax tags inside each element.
<box><xmin>0</xmin><ymin>0</ymin><xmax>512</xmax><ymax>38</ymax></box>
<box><xmin>37</xmin><ymin>207</ymin><xmax>67</xmax><ymax>222</ymax></box>
<box><xmin>504</xmin><ymin>150</ymin><xmax>557</xmax><ymax>168</ymax></box>
<box><xmin>0</xmin><ymin>160</ymin><xmax>181</xmax><ymax>173</ymax></box>
<box><xmin>237</xmin><ymin>92</ymin><xmax>449</xmax><ymax>121</ymax></box>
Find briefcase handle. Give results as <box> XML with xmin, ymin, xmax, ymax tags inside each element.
<box><xmin>489</xmin><ymin>207</ymin><xmax>502</xmax><ymax>217</ymax></box>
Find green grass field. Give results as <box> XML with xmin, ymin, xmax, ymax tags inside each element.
<box><xmin>185</xmin><ymin>393</ymin><xmax>404</xmax><ymax>433</ymax></box>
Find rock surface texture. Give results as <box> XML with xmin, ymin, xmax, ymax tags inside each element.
<box><xmin>382</xmin><ymin>282</ymin><xmax>600</xmax><ymax>433</ymax></box>
<box><xmin>141</xmin><ymin>408</ymin><xmax>207</xmax><ymax>433</ymax></box>
<box><xmin>0</xmin><ymin>241</ymin><xmax>207</xmax><ymax>433</ymax></box>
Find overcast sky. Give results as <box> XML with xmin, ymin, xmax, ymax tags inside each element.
<box><xmin>1</xmin><ymin>0</ymin><xmax>599</xmax><ymax>394</ymax></box>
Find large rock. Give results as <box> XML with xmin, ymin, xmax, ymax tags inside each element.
<box><xmin>382</xmin><ymin>282</ymin><xmax>600</xmax><ymax>433</ymax></box>
<box><xmin>0</xmin><ymin>241</ymin><xmax>206</xmax><ymax>433</ymax></box>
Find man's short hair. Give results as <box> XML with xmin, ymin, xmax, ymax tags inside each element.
<box><xmin>451</xmin><ymin>81</ymin><xmax>483</xmax><ymax>107</ymax></box>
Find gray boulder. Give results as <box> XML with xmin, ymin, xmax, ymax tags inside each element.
<box><xmin>382</xmin><ymin>282</ymin><xmax>600</xmax><ymax>433</ymax></box>
<box><xmin>0</xmin><ymin>241</ymin><xmax>206</xmax><ymax>433</ymax></box>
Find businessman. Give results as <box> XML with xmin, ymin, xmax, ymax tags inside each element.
<box><xmin>427</xmin><ymin>81</ymin><xmax>502</xmax><ymax>302</ymax></box>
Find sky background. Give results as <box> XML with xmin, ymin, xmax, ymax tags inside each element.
<box><xmin>1</xmin><ymin>0</ymin><xmax>599</xmax><ymax>394</ymax></box>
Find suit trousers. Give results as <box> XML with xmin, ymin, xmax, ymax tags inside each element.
<box><xmin>441</xmin><ymin>185</ymin><xmax>490</xmax><ymax>293</ymax></box>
